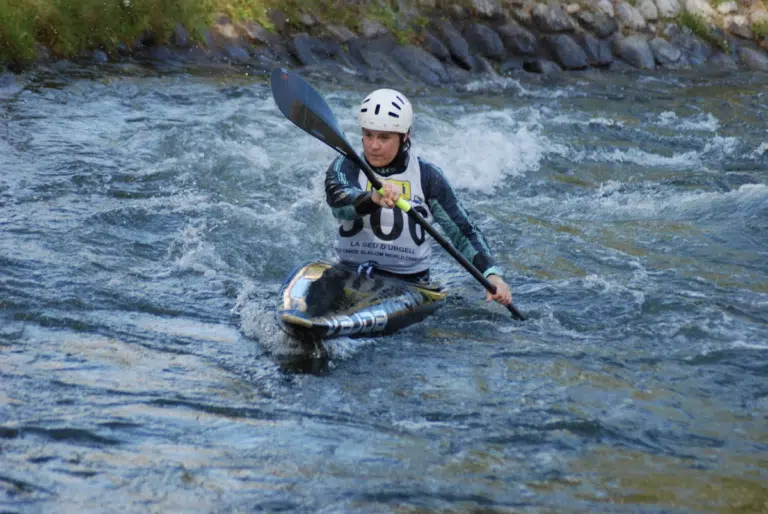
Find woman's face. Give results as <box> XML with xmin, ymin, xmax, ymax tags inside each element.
<box><xmin>362</xmin><ymin>129</ymin><xmax>404</xmax><ymax>167</ymax></box>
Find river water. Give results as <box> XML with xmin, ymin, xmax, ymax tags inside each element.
<box><xmin>1</xmin><ymin>62</ymin><xmax>767</xmax><ymax>513</ymax></box>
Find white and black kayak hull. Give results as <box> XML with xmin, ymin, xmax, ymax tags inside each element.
<box><xmin>277</xmin><ymin>261</ymin><xmax>446</xmax><ymax>341</ymax></box>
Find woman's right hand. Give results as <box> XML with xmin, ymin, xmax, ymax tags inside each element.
<box><xmin>371</xmin><ymin>182</ymin><xmax>401</xmax><ymax>209</ymax></box>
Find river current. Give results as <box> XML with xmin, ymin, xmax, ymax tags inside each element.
<box><xmin>1</xmin><ymin>63</ymin><xmax>767</xmax><ymax>513</ymax></box>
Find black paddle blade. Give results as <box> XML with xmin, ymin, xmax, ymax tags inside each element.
<box><xmin>270</xmin><ymin>68</ymin><xmax>353</xmax><ymax>158</ymax></box>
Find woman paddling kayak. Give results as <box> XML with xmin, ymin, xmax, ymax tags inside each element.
<box><xmin>324</xmin><ymin>88</ymin><xmax>513</xmax><ymax>307</ymax></box>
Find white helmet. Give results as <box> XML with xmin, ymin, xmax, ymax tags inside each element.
<box><xmin>358</xmin><ymin>89</ymin><xmax>413</xmax><ymax>134</ymax></box>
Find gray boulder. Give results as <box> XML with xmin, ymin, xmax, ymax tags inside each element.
<box><xmin>672</xmin><ymin>32</ymin><xmax>713</xmax><ymax>66</ymax></box>
<box><xmin>348</xmin><ymin>37</ymin><xmax>412</xmax><ymax>82</ymax></box>
<box><xmin>573</xmin><ymin>32</ymin><xmax>614</xmax><ymax>66</ymax></box>
<box><xmin>433</xmin><ymin>19</ymin><xmax>474</xmax><ymax>69</ymax></box>
<box><xmin>615</xmin><ymin>2</ymin><xmax>647</xmax><ymax>30</ymax></box>
<box><xmin>649</xmin><ymin>37</ymin><xmax>682</xmax><ymax>67</ymax></box>
<box><xmin>391</xmin><ymin>45</ymin><xmax>450</xmax><ymax>85</ymax></box>
<box><xmin>707</xmin><ymin>52</ymin><xmax>739</xmax><ymax>70</ymax></box>
<box><xmin>496</xmin><ymin>21</ymin><xmax>538</xmax><ymax>56</ymax></box>
<box><xmin>523</xmin><ymin>58</ymin><xmax>563</xmax><ymax>73</ymax></box>
<box><xmin>575</xmin><ymin>11</ymin><xmax>618</xmax><ymax>38</ymax></box>
<box><xmin>739</xmin><ymin>47</ymin><xmax>768</xmax><ymax>71</ymax></box>
<box><xmin>468</xmin><ymin>0</ymin><xmax>505</xmax><ymax>19</ymax></box>
<box><xmin>543</xmin><ymin>34</ymin><xmax>589</xmax><ymax>69</ymax></box>
<box><xmin>422</xmin><ymin>30</ymin><xmax>451</xmax><ymax>61</ymax></box>
<box><xmin>531</xmin><ymin>4</ymin><xmax>577</xmax><ymax>32</ymax></box>
<box><xmin>464</xmin><ymin>22</ymin><xmax>506</xmax><ymax>61</ymax></box>
<box><xmin>614</xmin><ymin>35</ymin><xmax>656</xmax><ymax>69</ymax></box>
<box><xmin>289</xmin><ymin>34</ymin><xmax>325</xmax><ymax>66</ymax></box>
<box><xmin>500</xmin><ymin>57</ymin><xmax>525</xmax><ymax>74</ymax></box>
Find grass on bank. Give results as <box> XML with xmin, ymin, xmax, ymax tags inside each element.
<box><xmin>0</xmin><ymin>0</ymin><xmax>215</xmax><ymax>63</ymax></box>
<box><xmin>753</xmin><ymin>20</ymin><xmax>768</xmax><ymax>39</ymax></box>
<box><xmin>0</xmin><ymin>0</ymin><xmax>409</xmax><ymax>65</ymax></box>
<box><xmin>677</xmin><ymin>10</ymin><xmax>729</xmax><ymax>52</ymax></box>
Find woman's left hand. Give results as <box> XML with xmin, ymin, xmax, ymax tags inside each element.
<box><xmin>485</xmin><ymin>274</ymin><xmax>512</xmax><ymax>306</ymax></box>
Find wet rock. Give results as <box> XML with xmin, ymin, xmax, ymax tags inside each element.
<box><xmin>447</xmin><ymin>4</ymin><xmax>468</xmax><ymax>18</ymax></box>
<box><xmin>615</xmin><ymin>2</ymin><xmax>647</xmax><ymax>30</ymax></box>
<box><xmin>661</xmin><ymin>22</ymin><xmax>682</xmax><ymax>39</ymax></box>
<box><xmin>239</xmin><ymin>21</ymin><xmax>280</xmax><ymax>46</ymax></box>
<box><xmin>614</xmin><ymin>35</ymin><xmax>656</xmax><ymax>69</ymax></box>
<box><xmin>509</xmin><ymin>6</ymin><xmax>533</xmax><ymax>26</ymax></box>
<box><xmin>433</xmin><ymin>19</ymin><xmax>474</xmax><ymax>69</ymax></box>
<box><xmin>34</xmin><ymin>43</ymin><xmax>52</xmax><ymax>61</ymax></box>
<box><xmin>523</xmin><ymin>58</ymin><xmax>563</xmax><ymax>73</ymax></box>
<box><xmin>224</xmin><ymin>45</ymin><xmax>251</xmax><ymax>63</ymax></box>
<box><xmin>672</xmin><ymin>32</ymin><xmax>713</xmax><ymax>66</ymax></box>
<box><xmin>609</xmin><ymin>58</ymin><xmax>637</xmax><ymax>71</ymax></box>
<box><xmin>251</xmin><ymin>49</ymin><xmax>282</xmax><ymax>69</ymax></box>
<box><xmin>290</xmin><ymin>34</ymin><xmax>328</xmax><ymax>66</ymax></box>
<box><xmin>637</xmin><ymin>0</ymin><xmax>659</xmax><ymax>22</ymax></box>
<box><xmin>469</xmin><ymin>0</ymin><xmax>505</xmax><ymax>19</ymax></box>
<box><xmin>726</xmin><ymin>16</ymin><xmax>754</xmax><ymax>39</ymax></box>
<box><xmin>268</xmin><ymin>9</ymin><xmax>288</xmax><ymax>34</ymax></box>
<box><xmin>593</xmin><ymin>0</ymin><xmax>615</xmax><ymax>17</ymax></box>
<box><xmin>565</xmin><ymin>3</ymin><xmax>581</xmax><ymax>15</ymax></box>
<box><xmin>707</xmin><ymin>51</ymin><xmax>739</xmax><ymax>70</ymax></box>
<box><xmin>685</xmin><ymin>0</ymin><xmax>716</xmax><ymax>20</ymax></box>
<box><xmin>499</xmin><ymin>57</ymin><xmax>525</xmax><ymax>73</ymax></box>
<box><xmin>299</xmin><ymin>13</ymin><xmax>316</xmax><ymax>27</ymax></box>
<box><xmin>361</xmin><ymin>19</ymin><xmax>389</xmax><ymax>38</ymax></box>
<box><xmin>739</xmin><ymin>46</ymin><xmax>768</xmax><ymax>71</ymax></box>
<box><xmin>325</xmin><ymin>25</ymin><xmax>358</xmax><ymax>43</ymax></box>
<box><xmin>395</xmin><ymin>0</ymin><xmax>423</xmax><ymax>18</ymax></box>
<box><xmin>542</xmin><ymin>34</ymin><xmax>589</xmax><ymax>69</ymax></box>
<box><xmin>197</xmin><ymin>29</ymin><xmax>214</xmax><ymax>49</ymax></box>
<box><xmin>655</xmin><ymin>0</ymin><xmax>681</xmax><ymax>18</ymax></box>
<box><xmin>472</xmin><ymin>55</ymin><xmax>500</xmax><ymax>75</ymax></box>
<box><xmin>391</xmin><ymin>45</ymin><xmax>450</xmax><ymax>85</ymax></box>
<box><xmin>172</xmin><ymin>24</ymin><xmax>190</xmax><ymax>48</ymax></box>
<box><xmin>649</xmin><ymin>37</ymin><xmax>682</xmax><ymax>67</ymax></box>
<box><xmin>422</xmin><ymin>30</ymin><xmax>451</xmax><ymax>61</ymax></box>
<box><xmin>576</xmin><ymin>11</ymin><xmax>618</xmax><ymax>38</ymax></box>
<box><xmin>347</xmin><ymin>37</ymin><xmax>411</xmax><ymax>82</ymax></box>
<box><xmin>531</xmin><ymin>4</ymin><xmax>577</xmax><ymax>32</ymax></box>
<box><xmin>148</xmin><ymin>46</ymin><xmax>174</xmax><ymax>62</ymax></box>
<box><xmin>443</xmin><ymin>62</ymin><xmax>473</xmax><ymax>82</ymax></box>
<box><xmin>463</xmin><ymin>22</ymin><xmax>506</xmax><ymax>60</ymax></box>
<box><xmin>496</xmin><ymin>21</ymin><xmax>538</xmax><ymax>56</ymax></box>
<box><xmin>92</xmin><ymin>50</ymin><xmax>109</xmax><ymax>64</ymax></box>
<box><xmin>573</xmin><ymin>32</ymin><xmax>614</xmax><ymax>66</ymax></box>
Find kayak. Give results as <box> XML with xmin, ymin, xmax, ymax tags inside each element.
<box><xmin>277</xmin><ymin>261</ymin><xmax>446</xmax><ymax>341</ymax></box>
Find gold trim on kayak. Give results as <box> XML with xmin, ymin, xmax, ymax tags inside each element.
<box><xmin>280</xmin><ymin>313</ymin><xmax>314</xmax><ymax>328</ymax></box>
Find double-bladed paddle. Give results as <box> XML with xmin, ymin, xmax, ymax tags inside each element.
<box><xmin>270</xmin><ymin>68</ymin><xmax>525</xmax><ymax>321</ymax></box>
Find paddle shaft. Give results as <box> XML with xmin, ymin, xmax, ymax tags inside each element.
<box><xmin>361</xmin><ymin>160</ymin><xmax>526</xmax><ymax>321</ymax></box>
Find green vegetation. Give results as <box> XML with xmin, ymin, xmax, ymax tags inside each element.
<box><xmin>709</xmin><ymin>0</ymin><xmax>731</xmax><ymax>9</ymax></box>
<box><xmin>753</xmin><ymin>19</ymin><xmax>768</xmax><ymax>39</ymax></box>
<box><xmin>0</xmin><ymin>0</ymin><xmax>426</xmax><ymax>66</ymax></box>
<box><xmin>677</xmin><ymin>10</ymin><xmax>729</xmax><ymax>52</ymax></box>
<box><xmin>1</xmin><ymin>0</ymin><xmax>214</xmax><ymax>64</ymax></box>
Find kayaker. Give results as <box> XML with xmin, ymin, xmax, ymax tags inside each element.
<box><xmin>324</xmin><ymin>89</ymin><xmax>513</xmax><ymax>307</ymax></box>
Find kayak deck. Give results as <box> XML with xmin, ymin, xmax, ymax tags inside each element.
<box><xmin>277</xmin><ymin>261</ymin><xmax>446</xmax><ymax>340</ymax></box>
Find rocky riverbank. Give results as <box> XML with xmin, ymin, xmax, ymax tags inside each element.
<box><xmin>4</xmin><ymin>0</ymin><xmax>768</xmax><ymax>81</ymax></box>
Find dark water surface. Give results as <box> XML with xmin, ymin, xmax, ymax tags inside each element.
<box><xmin>1</xmin><ymin>63</ymin><xmax>767</xmax><ymax>513</ymax></box>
